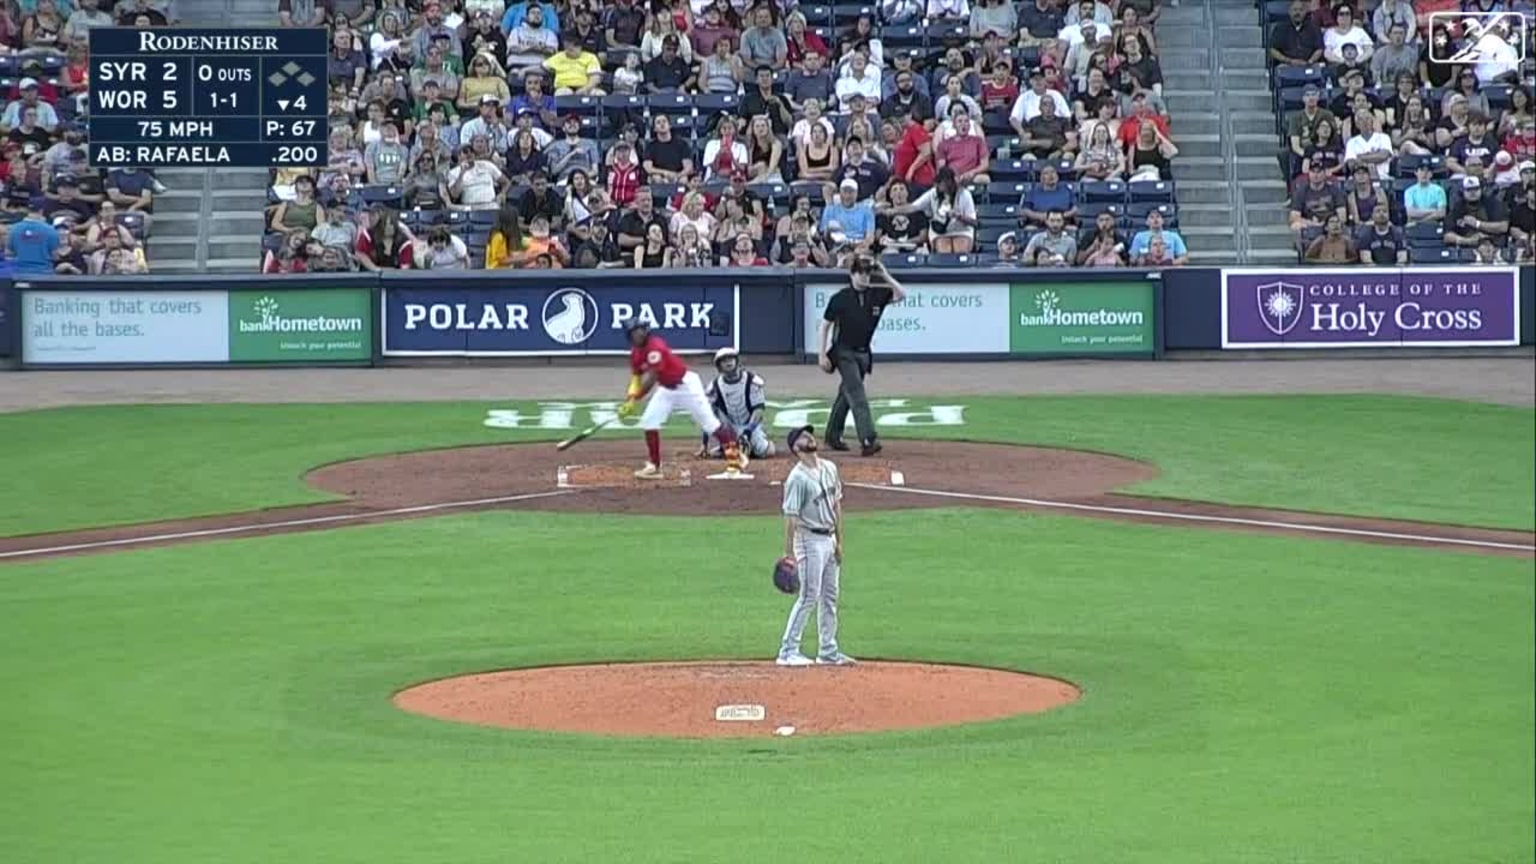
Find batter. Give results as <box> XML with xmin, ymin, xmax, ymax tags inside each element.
<box><xmin>776</xmin><ymin>424</ymin><xmax>854</xmax><ymax>667</ymax></box>
<box><xmin>700</xmin><ymin>347</ymin><xmax>776</xmax><ymax>460</ymax></box>
<box><xmin>618</xmin><ymin>318</ymin><xmax>745</xmax><ymax>479</ymax></box>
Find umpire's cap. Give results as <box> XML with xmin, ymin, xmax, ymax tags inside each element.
<box><xmin>786</xmin><ymin>424</ymin><xmax>814</xmax><ymax>453</ymax></box>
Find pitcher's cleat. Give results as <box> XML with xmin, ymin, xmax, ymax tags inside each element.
<box><xmin>634</xmin><ymin>463</ymin><xmax>663</xmax><ymax>479</ymax></box>
<box><xmin>816</xmin><ymin>652</ymin><xmax>857</xmax><ymax>666</ymax></box>
<box><xmin>776</xmin><ymin>653</ymin><xmax>815</xmax><ymax>667</ymax></box>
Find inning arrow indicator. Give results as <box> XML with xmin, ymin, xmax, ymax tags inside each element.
<box><xmin>277</xmin><ymin>99</ymin><xmax>290</xmax><ymax>111</ymax></box>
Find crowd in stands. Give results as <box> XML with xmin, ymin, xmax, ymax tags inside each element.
<box><xmin>264</xmin><ymin>0</ymin><xmax>1186</xmax><ymax>272</ymax></box>
<box><xmin>1268</xmin><ymin>0</ymin><xmax>1534</xmax><ymax>265</ymax></box>
<box><xmin>0</xmin><ymin>0</ymin><xmax>175</xmax><ymax>275</ymax></box>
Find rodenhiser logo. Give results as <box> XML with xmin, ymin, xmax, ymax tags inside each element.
<box><xmin>238</xmin><ymin>296</ymin><xmax>365</xmax><ymax>334</ymax></box>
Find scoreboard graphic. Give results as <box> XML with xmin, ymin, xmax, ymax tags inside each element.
<box><xmin>88</xmin><ymin>28</ymin><xmax>329</xmax><ymax>168</ymax></box>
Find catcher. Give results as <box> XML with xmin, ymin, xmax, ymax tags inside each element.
<box><xmin>698</xmin><ymin>347</ymin><xmax>776</xmax><ymax>461</ymax></box>
<box><xmin>774</xmin><ymin>424</ymin><xmax>854</xmax><ymax>667</ymax></box>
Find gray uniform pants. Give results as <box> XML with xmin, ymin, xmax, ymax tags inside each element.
<box><xmin>826</xmin><ymin>347</ymin><xmax>875</xmax><ymax>446</ymax></box>
<box><xmin>702</xmin><ymin>418</ymin><xmax>776</xmax><ymax>458</ymax></box>
<box><xmin>779</xmin><ymin>530</ymin><xmax>841</xmax><ymax>659</ymax></box>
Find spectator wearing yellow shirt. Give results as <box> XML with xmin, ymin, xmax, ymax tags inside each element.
<box><xmin>543</xmin><ymin>33</ymin><xmax>605</xmax><ymax>95</ymax></box>
<box><xmin>486</xmin><ymin>202</ymin><xmax>531</xmax><ymax>268</ymax></box>
<box><xmin>458</xmin><ymin>52</ymin><xmax>512</xmax><ymax>112</ymax></box>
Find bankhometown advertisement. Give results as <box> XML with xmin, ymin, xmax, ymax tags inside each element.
<box><xmin>801</xmin><ymin>280</ymin><xmax>1156</xmax><ymax>357</ymax></box>
<box><xmin>20</xmin><ymin>287</ymin><xmax>372</xmax><ymax>365</ymax></box>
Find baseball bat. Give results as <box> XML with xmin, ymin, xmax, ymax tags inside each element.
<box><xmin>555</xmin><ymin>416</ymin><xmax>618</xmax><ymax>451</ymax></box>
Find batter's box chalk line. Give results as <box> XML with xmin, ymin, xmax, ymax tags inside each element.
<box><xmin>555</xmin><ymin>465</ymin><xmax>694</xmax><ymax>488</ymax></box>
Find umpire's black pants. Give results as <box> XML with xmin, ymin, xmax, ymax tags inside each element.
<box><xmin>826</xmin><ymin>347</ymin><xmax>875</xmax><ymax>446</ymax></box>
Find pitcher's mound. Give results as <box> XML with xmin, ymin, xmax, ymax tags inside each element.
<box><xmin>393</xmin><ymin>660</ymin><xmax>1081</xmax><ymax>738</ymax></box>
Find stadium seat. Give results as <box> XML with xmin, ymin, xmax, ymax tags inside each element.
<box><xmin>1405</xmin><ymin>223</ymin><xmax>1446</xmax><ymax>247</ymax></box>
<box><xmin>924</xmin><ymin>22</ymin><xmax>969</xmax><ymax>43</ymax></box>
<box><xmin>800</xmin><ymin>4</ymin><xmax>833</xmax><ymax>23</ymax></box>
<box><xmin>1273</xmin><ymin>65</ymin><xmax>1325</xmax><ymax>89</ymax></box>
<box><xmin>693</xmin><ymin>93</ymin><xmax>738</xmax><ymax>113</ymax></box>
<box><xmin>1079</xmin><ymin>180</ymin><xmax>1126</xmax><ymax>203</ymax></box>
<box><xmin>1078</xmin><ymin>201</ymin><xmax>1125</xmax><ymax>220</ymax></box>
<box><xmin>1485</xmin><ymin>83</ymin><xmax>1514</xmax><ymax>110</ymax></box>
<box><xmin>648</xmin><ymin>93</ymin><xmax>693</xmax><ymax>115</ymax></box>
<box><xmin>602</xmin><ymin>93</ymin><xmax>645</xmax><ymax>113</ymax></box>
<box><xmin>976</xmin><ymin>202</ymin><xmax>1019</xmax><ymax>222</ymax></box>
<box><xmin>927</xmin><ymin>253</ymin><xmax>978</xmax><ymax>267</ymax></box>
<box><xmin>469</xmin><ymin>209</ymin><xmax>497</xmax><ymax>226</ymax></box>
<box><xmin>830</xmin><ymin>4</ymin><xmax>875</xmax><ymax>23</ymax></box>
<box><xmin>1409</xmin><ymin>246</ymin><xmax>1457</xmax><ymax>263</ymax></box>
<box><xmin>555</xmin><ymin>94</ymin><xmax>601</xmax><ymax>115</ymax></box>
<box><xmin>445</xmin><ymin>210</ymin><xmax>470</xmax><ymax>228</ymax></box>
<box><xmin>882</xmin><ymin>253</ymin><xmax>927</xmax><ymax>268</ymax></box>
<box><xmin>975</xmin><ymin>225</ymin><xmax>1012</xmax><ymax>247</ymax></box>
<box><xmin>981</xmin><ymin>111</ymin><xmax>1014</xmax><ymax>135</ymax></box>
<box><xmin>883</xmin><ymin>26</ymin><xmax>924</xmax><ymax>49</ymax></box>
<box><xmin>361</xmin><ymin>185</ymin><xmax>403</xmax><ymax>207</ymax></box>
<box><xmin>1395</xmin><ymin>153</ymin><xmax>1446</xmax><ymax>178</ymax></box>
<box><xmin>1264</xmin><ymin>0</ymin><xmax>1290</xmax><ymax>23</ymax></box>
<box><xmin>790</xmin><ymin>181</ymin><xmax>825</xmax><ymax>204</ymax></box>
<box><xmin>989</xmin><ymin>159</ymin><xmax>1034</xmax><ymax>182</ymax></box>
<box><xmin>1128</xmin><ymin>181</ymin><xmax>1176</xmax><ymax>203</ymax></box>
<box><xmin>987</xmin><ymin>181</ymin><xmax>1030</xmax><ymax>202</ymax></box>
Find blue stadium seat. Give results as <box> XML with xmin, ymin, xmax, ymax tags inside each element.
<box><xmin>469</xmin><ymin>209</ymin><xmax>497</xmax><ymax>226</ymax></box>
<box><xmin>1485</xmin><ymin>83</ymin><xmax>1514</xmax><ymax>110</ymax></box>
<box><xmin>1128</xmin><ymin>181</ymin><xmax>1175</xmax><ymax>203</ymax></box>
<box><xmin>693</xmin><ymin>93</ymin><xmax>739</xmax><ymax>113</ymax></box>
<box><xmin>445</xmin><ymin>210</ymin><xmax>470</xmax><ymax>228</ymax></box>
<box><xmin>981</xmin><ymin>111</ymin><xmax>1014</xmax><ymax>135</ymax></box>
<box><xmin>361</xmin><ymin>185</ymin><xmax>403</xmax><ymax>207</ymax></box>
<box><xmin>1127</xmin><ymin>201</ymin><xmax>1178</xmax><ymax>228</ymax></box>
<box><xmin>976</xmin><ymin>202</ymin><xmax>1019</xmax><ymax>222</ymax></box>
<box><xmin>1273</xmin><ymin>65</ymin><xmax>1325</xmax><ymax>88</ymax></box>
<box><xmin>555</xmin><ymin>94</ymin><xmax>601</xmax><ymax>115</ymax></box>
<box><xmin>924</xmin><ymin>22</ymin><xmax>969</xmax><ymax>43</ymax></box>
<box><xmin>1079</xmin><ymin>180</ymin><xmax>1126</xmax><ymax>203</ymax></box>
<box><xmin>990</xmin><ymin>159</ymin><xmax>1034</xmax><ymax>182</ymax></box>
<box><xmin>1409</xmin><ymin>246</ymin><xmax>1457</xmax><ymax>263</ymax></box>
<box><xmin>882</xmin><ymin>26</ymin><xmax>924</xmax><ymax>49</ymax></box>
<box><xmin>648</xmin><ymin>93</ymin><xmax>693</xmax><ymax>114</ymax></box>
<box><xmin>602</xmin><ymin>93</ymin><xmax>645</xmax><ymax>113</ymax></box>
<box><xmin>800</xmin><ymin>4</ymin><xmax>833</xmax><ymax>23</ymax></box>
<box><xmin>1279</xmin><ymin>86</ymin><xmax>1309</xmax><ymax>111</ymax></box>
<box><xmin>1078</xmin><ymin>201</ymin><xmax>1125</xmax><ymax>220</ymax></box>
<box><xmin>1264</xmin><ymin>0</ymin><xmax>1290</xmax><ymax>23</ymax></box>
<box><xmin>927</xmin><ymin>253</ymin><xmax>978</xmax><ymax>267</ymax></box>
<box><xmin>790</xmin><ymin>181</ymin><xmax>825</xmax><ymax>203</ymax></box>
<box><xmin>830</xmin><ymin>4</ymin><xmax>875</xmax><ymax>23</ymax></box>
<box><xmin>882</xmin><ymin>252</ymin><xmax>927</xmax><ymax>268</ymax></box>
<box><xmin>261</xmin><ymin>231</ymin><xmax>284</xmax><ymax>252</ymax></box>
<box><xmin>116</xmin><ymin>212</ymin><xmax>148</xmax><ymax>238</ymax></box>
<box><xmin>987</xmin><ymin>181</ymin><xmax>1030</xmax><ymax>202</ymax></box>
<box><xmin>1405</xmin><ymin>223</ymin><xmax>1446</xmax><ymax>247</ymax></box>
<box><xmin>975</xmin><ymin>225</ymin><xmax>1012</xmax><ymax>247</ymax></box>
<box><xmin>1395</xmin><ymin>153</ymin><xmax>1446</xmax><ymax>178</ymax></box>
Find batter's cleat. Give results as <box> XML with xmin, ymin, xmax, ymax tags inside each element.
<box><xmin>860</xmin><ymin>441</ymin><xmax>883</xmax><ymax>457</ymax></box>
<box><xmin>825</xmin><ymin>439</ymin><xmax>850</xmax><ymax>451</ymax></box>
<box><xmin>634</xmin><ymin>463</ymin><xmax>663</xmax><ymax>479</ymax></box>
<box><xmin>775</xmin><ymin>653</ymin><xmax>815</xmax><ymax>667</ymax></box>
<box><xmin>816</xmin><ymin>652</ymin><xmax>857</xmax><ymax>666</ymax></box>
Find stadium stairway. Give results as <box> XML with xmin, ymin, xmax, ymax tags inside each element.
<box><xmin>145</xmin><ymin>0</ymin><xmax>272</xmax><ymax>274</ymax></box>
<box><xmin>1157</xmin><ymin>0</ymin><xmax>1280</xmax><ymax>264</ymax></box>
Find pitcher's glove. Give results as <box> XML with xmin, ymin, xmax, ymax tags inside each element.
<box><xmin>772</xmin><ymin>556</ymin><xmax>799</xmax><ymax>594</ymax></box>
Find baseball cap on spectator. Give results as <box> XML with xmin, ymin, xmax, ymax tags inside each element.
<box><xmin>18</xmin><ymin>77</ymin><xmax>37</xmax><ymax>90</ymax></box>
<box><xmin>1301</xmin><ymin>84</ymin><xmax>1320</xmax><ymax>97</ymax></box>
<box><xmin>1462</xmin><ymin>175</ymin><xmax>1481</xmax><ymax>189</ymax></box>
<box><xmin>1495</xmin><ymin>151</ymin><xmax>1513</xmax><ymax>168</ymax></box>
<box><xmin>838</xmin><ymin>178</ymin><xmax>858</xmax><ymax>192</ymax></box>
<box><xmin>480</xmin><ymin>93</ymin><xmax>500</xmax><ymax>105</ymax></box>
<box><xmin>563</xmin><ymin>114</ymin><xmax>581</xmax><ymax>127</ymax></box>
<box><xmin>1520</xmin><ymin>161</ymin><xmax>1535</xmax><ymax>174</ymax></box>
<box><xmin>1448</xmin><ymin>93</ymin><xmax>1467</xmax><ymax>106</ymax></box>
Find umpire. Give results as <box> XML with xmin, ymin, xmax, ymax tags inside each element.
<box><xmin>816</xmin><ymin>252</ymin><xmax>907</xmax><ymax>455</ymax></box>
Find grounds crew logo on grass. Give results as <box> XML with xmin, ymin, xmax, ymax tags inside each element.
<box><xmin>483</xmin><ymin>399</ymin><xmax>967</xmax><ymax>430</ymax></box>
<box><xmin>228</xmin><ymin>289</ymin><xmax>373</xmax><ymax>362</ymax></box>
<box><xmin>1008</xmin><ymin>282</ymin><xmax>1155</xmax><ymax>355</ymax></box>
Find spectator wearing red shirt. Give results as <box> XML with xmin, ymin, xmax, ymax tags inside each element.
<box><xmin>785</xmin><ymin>11</ymin><xmax>829</xmax><ymax>69</ymax></box>
<box><xmin>892</xmin><ymin>112</ymin><xmax>936</xmax><ymax>187</ymax></box>
<box><xmin>1117</xmin><ymin>93</ymin><xmax>1171</xmax><ymax>148</ymax></box>
<box><xmin>980</xmin><ymin>60</ymin><xmax>1019</xmax><ymax>113</ymax></box>
<box><xmin>937</xmin><ymin>113</ymin><xmax>990</xmax><ymax>184</ymax></box>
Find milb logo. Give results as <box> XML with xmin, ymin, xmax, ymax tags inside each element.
<box><xmin>1427</xmin><ymin>12</ymin><xmax>1527</xmax><ymax>66</ymax></box>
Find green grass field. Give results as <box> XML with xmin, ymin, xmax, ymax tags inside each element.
<box><xmin>1</xmin><ymin>394</ymin><xmax>1532</xmax><ymax>863</ymax></box>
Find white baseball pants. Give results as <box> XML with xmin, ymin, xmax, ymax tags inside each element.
<box><xmin>641</xmin><ymin>370</ymin><xmax>721</xmax><ymax>435</ymax></box>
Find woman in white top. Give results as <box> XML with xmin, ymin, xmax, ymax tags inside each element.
<box><xmin>368</xmin><ymin>10</ymin><xmax>407</xmax><ymax>69</ymax></box>
<box><xmin>790</xmin><ymin>98</ymin><xmax>837</xmax><ymax>151</ymax></box>
<box><xmin>1323</xmin><ymin>5</ymin><xmax>1374</xmax><ymax>64</ymax></box>
<box><xmin>881</xmin><ymin>167</ymin><xmax>978</xmax><ymax>253</ymax></box>
<box><xmin>1074</xmin><ymin>121</ymin><xmax>1125</xmax><ymax>180</ymax></box>
<box><xmin>701</xmin><ymin>115</ymin><xmax>751</xmax><ymax>180</ymax></box>
<box><xmin>669</xmin><ymin>192</ymin><xmax>719</xmax><ymax>240</ymax></box>
<box><xmin>641</xmin><ymin>14</ymin><xmax>695</xmax><ymax>64</ymax></box>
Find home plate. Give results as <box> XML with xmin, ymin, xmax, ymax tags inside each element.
<box><xmin>715</xmin><ymin>704</ymin><xmax>766</xmax><ymax>722</ymax></box>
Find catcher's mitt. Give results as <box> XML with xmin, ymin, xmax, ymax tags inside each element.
<box><xmin>772</xmin><ymin>556</ymin><xmax>799</xmax><ymax>594</ymax></box>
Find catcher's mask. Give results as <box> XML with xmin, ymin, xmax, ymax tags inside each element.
<box><xmin>713</xmin><ymin>346</ymin><xmax>741</xmax><ymax>381</ymax></box>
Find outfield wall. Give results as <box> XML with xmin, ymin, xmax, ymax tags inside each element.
<box><xmin>2</xmin><ymin>266</ymin><xmax>1531</xmax><ymax>367</ymax></box>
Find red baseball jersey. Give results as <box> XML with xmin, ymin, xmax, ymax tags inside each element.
<box><xmin>630</xmin><ymin>334</ymin><xmax>689</xmax><ymax>388</ymax></box>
